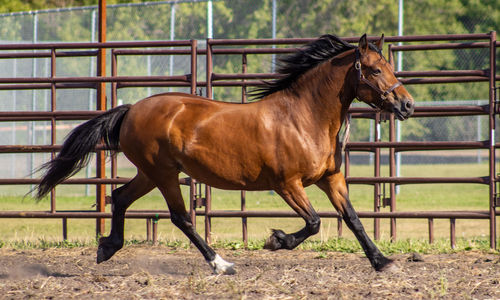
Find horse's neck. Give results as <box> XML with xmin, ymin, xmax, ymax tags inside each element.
<box><xmin>285</xmin><ymin>59</ymin><xmax>355</xmax><ymax>132</ymax></box>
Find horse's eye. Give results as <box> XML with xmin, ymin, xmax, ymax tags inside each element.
<box><xmin>373</xmin><ymin>69</ymin><xmax>382</xmax><ymax>75</ymax></box>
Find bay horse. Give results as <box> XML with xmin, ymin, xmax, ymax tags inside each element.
<box><xmin>34</xmin><ymin>34</ymin><xmax>414</xmax><ymax>274</ymax></box>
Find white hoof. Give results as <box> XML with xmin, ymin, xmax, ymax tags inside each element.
<box><xmin>208</xmin><ymin>254</ymin><xmax>236</xmax><ymax>275</ymax></box>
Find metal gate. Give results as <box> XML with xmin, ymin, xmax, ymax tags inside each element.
<box><xmin>0</xmin><ymin>33</ymin><xmax>498</xmax><ymax>248</ymax></box>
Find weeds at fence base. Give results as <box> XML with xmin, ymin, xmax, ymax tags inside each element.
<box><xmin>0</xmin><ymin>237</ymin><xmax>496</xmax><ymax>255</ymax></box>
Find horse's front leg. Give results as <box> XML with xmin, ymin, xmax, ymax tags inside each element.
<box><xmin>97</xmin><ymin>171</ymin><xmax>154</xmax><ymax>263</ymax></box>
<box><xmin>316</xmin><ymin>172</ymin><xmax>395</xmax><ymax>271</ymax></box>
<box><xmin>264</xmin><ymin>179</ymin><xmax>321</xmax><ymax>250</ymax></box>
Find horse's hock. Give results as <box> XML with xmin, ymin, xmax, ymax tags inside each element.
<box><xmin>0</xmin><ymin>33</ymin><xmax>498</xmax><ymax>250</ymax></box>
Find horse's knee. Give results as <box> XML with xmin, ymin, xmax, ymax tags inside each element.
<box><xmin>111</xmin><ymin>188</ymin><xmax>126</xmax><ymax>213</ymax></box>
<box><xmin>170</xmin><ymin>212</ymin><xmax>192</xmax><ymax>229</ymax></box>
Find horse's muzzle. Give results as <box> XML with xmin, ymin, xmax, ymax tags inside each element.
<box><xmin>393</xmin><ymin>97</ymin><xmax>414</xmax><ymax>121</ymax></box>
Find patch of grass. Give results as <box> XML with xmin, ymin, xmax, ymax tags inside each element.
<box><xmin>0</xmin><ymin>236</ymin><xmax>497</xmax><ymax>257</ymax></box>
<box><xmin>211</xmin><ymin>237</ymin><xmax>497</xmax><ymax>255</ymax></box>
<box><xmin>2</xmin><ymin>239</ymin><xmax>95</xmax><ymax>249</ymax></box>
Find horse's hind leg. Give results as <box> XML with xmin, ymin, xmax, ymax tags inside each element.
<box><xmin>264</xmin><ymin>179</ymin><xmax>321</xmax><ymax>250</ymax></box>
<box><xmin>157</xmin><ymin>173</ymin><xmax>235</xmax><ymax>275</ymax></box>
<box><xmin>97</xmin><ymin>170</ymin><xmax>155</xmax><ymax>263</ymax></box>
<box><xmin>316</xmin><ymin>172</ymin><xmax>395</xmax><ymax>271</ymax></box>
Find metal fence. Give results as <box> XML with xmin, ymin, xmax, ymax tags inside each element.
<box><xmin>0</xmin><ymin>32</ymin><xmax>498</xmax><ymax>248</ymax></box>
<box><xmin>0</xmin><ymin>1</ymin><xmax>498</xmax><ymax>181</ymax></box>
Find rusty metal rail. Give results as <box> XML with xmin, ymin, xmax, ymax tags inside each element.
<box><xmin>0</xmin><ymin>33</ymin><xmax>498</xmax><ymax>249</ymax></box>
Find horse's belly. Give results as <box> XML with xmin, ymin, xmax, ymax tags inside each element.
<box><xmin>178</xmin><ymin>149</ymin><xmax>274</xmax><ymax>191</ymax></box>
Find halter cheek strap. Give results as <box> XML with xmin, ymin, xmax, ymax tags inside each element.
<box><xmin>354</xmin><ymin>48</ymin><xmax>402</xmax><ymax>109</ymax></box>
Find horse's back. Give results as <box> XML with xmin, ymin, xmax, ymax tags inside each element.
<box><xmin>119</xmin><ymin>93</ymin><xmax>273</xmax><ymax>187</ymax></box>
<box><xmin>118</xmin><ymin>92</ymin><xmax>336</xmax><ymax>190</ymax></box>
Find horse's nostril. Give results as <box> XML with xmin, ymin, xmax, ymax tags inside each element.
<box><xmin>405</xmin><ymin>100</ymin><xmax>413</xmax><ymax>109</ymax></box>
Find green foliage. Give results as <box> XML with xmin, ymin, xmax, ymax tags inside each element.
<box><xmin>1</xmin><ymin>237</ymin><xmax>495</xmax><ymax>255</ymax></box>
<box><xmin>4</xmin><ymin>239</ymin><xmax>94</xmax><ymax>249</ymax></box>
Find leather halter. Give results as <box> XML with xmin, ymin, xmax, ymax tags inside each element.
<box><xmin>354</xmin><ymin>48</ymin><xmax>402</xmax><ymax>110</ymax></box>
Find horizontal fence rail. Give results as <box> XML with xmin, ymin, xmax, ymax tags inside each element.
<box><xmin>0</xmin><ymin>33</ymin><xmax>498</xmax><ymax>249</ymax></box>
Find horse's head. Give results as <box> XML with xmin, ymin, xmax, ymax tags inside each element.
<box><xmin>354</xmin><ymin>34</ymin><xmax>414</xmax><ymax>120</ymax></box>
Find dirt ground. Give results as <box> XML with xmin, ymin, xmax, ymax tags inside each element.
<box><xmin>0</xmin><ymin>245</ymin><xmax>498</xmax><ymax>299</ymax></box>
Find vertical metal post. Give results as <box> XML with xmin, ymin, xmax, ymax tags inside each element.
<box><xmin>29</xmin><ymin>12</ymin><xmax>38</xmax><ymax>195</ymax></box>
<box><xmin>62</xmin><ymin>218</ymin><xmax>68</xmax><ymax>240</ymax></box>
<box><xmin>477</xmin><ymin>110</ymin><xmax>482</xmax><ymax>163</ymax></box>
<box><xmin>241</xmin><ymin>53</ymin><xmax>248</xmax><ymax>246</ymax></box>
<box><xmin>206</xmin><ymin>39</ymin><xmax>212</xmax><ymax>99</ymax></box>
<box><xmin>341</xmin><ymin>114</ymin><xmax>351</xmax><ymax>237</ymax></box>
<box><xmin>389</xmin><ymin>114</ymin><xmax>397</xmax><ymax>242</ymax></box>
<box><xmin>11</xmin><ymin>58</ymin><xmax>17</xmax><ymax>178</ymax></box>
<box><xmin>344</xmin><ymin>116</ymin><xmax>351</xmax><ymax>180</ymax></box>
<box><xmin>190</xmin><ymin>39</ymin><xmax>197</xmax><ymax>95</ymax></box>
<box><xmin>169</xmin><ymin>4</ymin><xmax>176</xmax><ymax>92</ymax></box>
<box><xmin>450</xmin><ymin>218</ymin><xmax>456</xmax><ymax>249</ymax></box>
<box><xmin>96</xmin><ymin>0</ymin><xmax>107</xmax><ymax>237</ymax></box>
<box><xmin>271</xmin><ymin>0</ymin><xmax>277</xmax><ymax>73</ymax></box>
<box><xmin>43</xmin><ymin>58</ymin><xmax>49</xmax><ymax>145</ymax></box>
<box><xmin>146</xmin><ymin>218</ymin><xmax>152</xmax><ymax>241</ymax></box>
<box><xmin>205</xmin><ymin>185</ymin><xmax>212</xmax><ymax>243</ymax></box>
<box><xmin>86</xmin><ymin>8</ymin><xmax>97</xmax><ymax>196</ymax></box>
<box><xmin>488</xmin><ymin>31</ymin><xmax>497</xmax><ymax>249</ymax></box>
<box><xmin>207</xmin><ymin>1</ymin><xmax>213</xmax><ymax>98</ymax></box>
<box><xmin>189</xmin><ymin>178</ymin><xmax>197</xmax><ymax>230</ymax></box>
<box><xmin>374</xmin><ymin>113</ymin><xmax>381</xmax><ymax>240</ymax></box>
<box><xmin>207</xmin><ymin>0</ymin><xmax>213</xmax><ymax>39</ymax></box>
<box><xmin>110</xmin><ymin>49</ymin><xmax>117</xmax><ymax>192</ymax></box>
<box><xmin>428</xmin><ymin>218</ymin><xmax>434</xmax><ymax>244</ymax></box>
<box><xmin>396</xmin><ymin>1</ymin><xmax>404</xmax><ymax>194</ymax></box>
<box><xmin>204</xmin><ymin>25</ymin><xmax>213</xmax><ymax>242</ymax></box>
<box><xmin>387</xmin><ymin>44</ymin><xmax>397</xmax><ymax>241</ymax></box>
<box><xmin>152</xmin><ymin>218</ymin><xmax>158</xmax><ymax>245</ymax></box>
<box><xmin>186</xmin><ymin>41</ymin><xmax>198</xmax><ymax>238</ymax></box>
<box><xmin>50</xmin><ymin>48</ymin><xmax>57</xmax><ymax>213</ymax></box>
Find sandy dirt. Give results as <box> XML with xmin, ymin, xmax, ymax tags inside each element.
<box><xmin>0</xmin><ymin>245</ymin><xmax>498</xmax><ymax>299</ymax></box>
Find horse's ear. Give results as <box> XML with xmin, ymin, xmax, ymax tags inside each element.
<box><xmin>375</xmin><ymin>34</ymin><xmax>384</xmax><ymax>50</ymax></box>
<box><xmin>358</xmin><ymin>34</ymin><xmax>368</xmax><ymax>54</ymax></box>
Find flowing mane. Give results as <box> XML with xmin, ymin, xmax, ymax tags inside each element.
<box><xmin>250</xmin><ymin>34</ymin><xmax>381</xmax><ymax>100</ymax></box>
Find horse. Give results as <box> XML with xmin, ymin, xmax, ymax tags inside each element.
<box><xmin>34</xmin><ymin>34</ymin><xmax>414</xmax><ymax>275</ymax></box>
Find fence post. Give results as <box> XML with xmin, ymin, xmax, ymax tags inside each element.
<box><xmin>389</xmin><ymin>114</ymin><xmax>397</xmax><ymax>242</ymax></box>
<box><xmin>241</xmin><ymin>53</ymin><xmax>248</xmax><ymax>247</ymax></box>
<box><xmin>374</xmin><ymin>112</ymin><xmax>381</xmax><ymax>240</ymax></box>
<box><xmin>95</xmin><ymin>0</ymin><xmax>107</xmax><ymax>238</ymax></box>
<box><xmin>428</xmin><ymin>218</ymin><xmax>434</xmax><ymax>244</ymax></box>
<box><xmin>488</xmin><ymin>31</ymin><xmax>497</xmax><ymax>250</ymax></box>
<box><xmin>50</xmin><ymin>48</ymin><xmax>57</xmax><ymax>213</ymax></box>
<box><xmin>450</xmin><ymin>218</ymin><xmax>456</xmax><ymax>249</ymax></box>
<box><xmin>62</xmin><ymin>218</ymin><xmax>68</xmax><ymax>240</ymax></box>
<box><xmin>146</xmin><ymin>218</ymin><xmax>151</xmax><ymax>242</ymax></box>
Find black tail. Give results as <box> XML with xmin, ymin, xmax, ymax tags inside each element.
<box><xmin>34</xmin><ymin>104</ymin><xmax>132</xmax><ymax>199</ymax></box>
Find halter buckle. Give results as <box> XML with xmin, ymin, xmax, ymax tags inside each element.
<box><xmin>355</xmin><ymin>61</ymin><xmax>361</xmax><ymax>71</ymax></box>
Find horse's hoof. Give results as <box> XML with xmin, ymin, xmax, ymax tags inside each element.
<box><xmin>208</xmin><ymin>254</ymin><xmax>236</xmax><ymax>275</ymax></box>
<box><xmin>96</xmin><ymin>237</ymin><xmax>122</xmax><ymax>264</ymax></box>
<box><xmin>375</xmin><ymin>257</ymin><xmax>400</xmax><ymax>273</ymax></box>
<box><xmin>264</xmin><ymin>229</ymin><xmax>287</xmax><ymax>250</ymax></box>
<box><xmin>96</xmin><ymin>247</ymin><xmax>108</xmax><ymax>264</ymax></box>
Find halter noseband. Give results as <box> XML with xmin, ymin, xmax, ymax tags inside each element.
<box><xmin>354</xmin><ymin>48</ymin><xmax>402</xmax><ymax>110</ymax></box>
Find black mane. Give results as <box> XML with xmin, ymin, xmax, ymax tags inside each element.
<box><xmin>250</xmin><ymin>34</ymin><xmax>365</xmax><ymax>100</ymax></box>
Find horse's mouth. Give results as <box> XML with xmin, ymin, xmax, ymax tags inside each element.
<box><xmin>394</xmin><ymin>110</ymin><xmax>409</xmax><ymax>121</ymax></box>
<box><xmin>392</xmin><ymin>98</ymin><xmax>414</xmax><ymax>121</ymax></box>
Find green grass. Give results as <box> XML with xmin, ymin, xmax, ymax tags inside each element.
<box><xmin>0</xmin><ymin>237</ymin><xmax>496</xmax><ymax>256</ymax></box>
<box><xmin>0</xmin><ymin>163</ymin><xmax>498</xmax><ymax>252</ymax></box>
